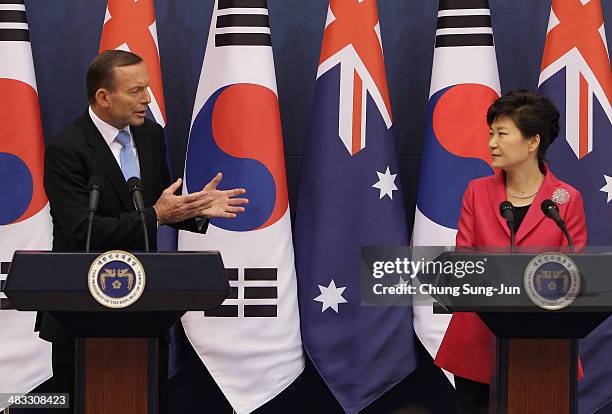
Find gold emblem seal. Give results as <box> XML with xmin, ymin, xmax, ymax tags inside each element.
<box><xmin>88</xmin><ymin>250</ymin><xmax>146</xmax><ymax>309</ymax></box>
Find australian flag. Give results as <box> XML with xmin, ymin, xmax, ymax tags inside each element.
<box><xmin>537</xmin><ymin>0</ymin><xmax>612</xmax><ymax>412</ymax></box>
<box><xmin>294</xmin><ymin>0</ymin><xmax>417</xmax><ymax>412</ymax></box>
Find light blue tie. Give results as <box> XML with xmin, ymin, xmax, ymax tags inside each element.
<box><xmin>115</xmin><ymin>130</ymin><xmax>140</xmax><ymax>180</ymax></box>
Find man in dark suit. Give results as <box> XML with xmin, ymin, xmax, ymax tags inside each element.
<box><xmin>40</xmin><ymin>50</ymin><xmax>248</xmax><ymax>412</ymax></box>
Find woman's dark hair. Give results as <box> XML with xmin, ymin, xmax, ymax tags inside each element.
<box><xmin>487</xmin><ymin>90</ymin><xmax>560</xmax><ymax>162</ymax></box>
<box><xmin>86</xmin><ymin>50</ymin><xmax>143</xmax><ymax>104</ymax></box>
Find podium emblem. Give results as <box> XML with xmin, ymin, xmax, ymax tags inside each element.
<box><xmin>88</xmin><ymin>250</ymin><xmax>146</xmax><ymax>308</ymax></box>
<box><xmin>524</xmin><ymin>253</ymin><xmax>580</xmax><ymax>310</ymax></box>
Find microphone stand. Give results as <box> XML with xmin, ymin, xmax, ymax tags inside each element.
<box><xmin>559</xmin><ymin>223</ymin><xmax>574</xmax><ymax>253</ymax></box>
<box><xmin>127</xmin><ymin>177</ymin><xmax>150</xmax><ymax>253</ymax></box>
<box><xmin>499</xmin><ymin>202</ymin><xmax>516</xmax><ymax>253</ymax></box>
<box><xmin>509</xmin><ymin>222</ymin><xmax>516</xmax><ymax>254</ymax></box>
<box><xmin>85</xmin><ymin>210</ymin><xmax>95</xmax><ymax>253</ymax></box>
<box><xmin>85</xmin><ymin>177</ymin><xmax>103</xmax><ymax>252</ymax></box>
<box><xmin>139</xmin><ymin>210</ymin><xmax>150</xmax><ymax>253</ymax></box>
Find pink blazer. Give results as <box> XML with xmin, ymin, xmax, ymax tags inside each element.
<box><xmin>434</xmin><ymin>165</ymin><xmax>587</xmax><ymax>384</ymax></box>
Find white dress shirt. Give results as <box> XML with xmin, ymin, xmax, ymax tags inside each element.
<box><xmin>88</xmin><ymin>106</ymin><xmax>140</xmax><ymax>171</ymax></box>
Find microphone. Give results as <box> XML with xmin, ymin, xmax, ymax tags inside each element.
<box><xmin>126</xmin><ymin>177</ymin><xmax>150</xmax><ymax>252</ymax></box>
<box><xmin>541</xmin><ymin>199</ymin><xmax>573</xmax><ymax>253</ymax></box>
<box><xmin>499</xmin><ymin>201</ymin><xmax>516</xmax><ymax>252</ymax></box>
<box><xmin>85</xmin><ymin>175</ymin><xmax>104</xmax><ymax>252</ymax></box>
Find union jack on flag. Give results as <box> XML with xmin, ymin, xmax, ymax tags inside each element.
<box><xmin>317</xmin><ymin>0</ymin><xmax>392</xmax><ymax>155</ymax></box>
<box><xmin>538</xmin><ymin>0</ymin><xmax>612</xmax><ymax>160</ymax></box>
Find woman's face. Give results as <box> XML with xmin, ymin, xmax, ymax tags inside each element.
<box><xmin>488</xmin><ymin>116</ymin><xmax>539</xmax><ymax>171</ymax></box>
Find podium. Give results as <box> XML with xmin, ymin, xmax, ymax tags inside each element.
<box><xmin>431</xmin><ymin>250</ymin><xmax>612</xmax><ymax>414</ymax></box>
<box><xmin>4</xmin><ymin>250</ymin><xmax>230</xmax><ymax>414</ymax></box>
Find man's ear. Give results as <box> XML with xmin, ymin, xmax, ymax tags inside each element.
<box><xmin>95</xmin><ymin>88</ymin><xmax>111</xmax><ymax>108</ymax></box>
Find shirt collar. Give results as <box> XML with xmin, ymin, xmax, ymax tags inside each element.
<box><xmin>88</xmin><ymin>106</ymin><xmax>131</xmax><ymax>146</ymax></box>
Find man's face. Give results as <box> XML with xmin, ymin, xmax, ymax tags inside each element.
<box><xmin>105</xmin><ymin>62</ymin><xmax>151</xmax><ymax>129</ymax></box>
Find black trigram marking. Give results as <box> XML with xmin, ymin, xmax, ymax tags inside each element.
<box><xmin>435</xmin><ymin>34</ymin><xmax>493</xmax><ymax>47</ymax></box>
<box><xmin>436</xmin><ymin>15</ymin><xmax>491</xmax><ymax>29</ymax></box>
<box><xmin>218</xmin><ymin>0</ymin><xmax>267</xmax><ymax>9</ymax></box>
<box><xmin>244</xmin><ymin>286</ymin><xmax>277</xmax><ymax>299</ymax></box>
<box><xmin>0</xmin><ymin>261</ymin><xmax>14</xmax><ymax>310</ymax></box>
<box><xmin>435</xmin><ymin>0</ymin><xmax>493</xmax><ymax>48</ymax></box>
<box><xmin>0</xmin><ymin>28</ymin><xmax>28</xmax><ymax>41</ymax></box>
<box><xmin>215</xmin><ymin>0</ymin><xmax>270</xmax><ymax>47</ymax></box>
<box><xmin>244</xmin><ymin>268</ymin><xmax>276</xmax><ymax>281</ymax></box>
<box><xmin>226</xmin><ymin>268</ymin><xmax>239</xmax><ymax>281</ymax></box>
<box><xmin>215</xmin><ymin>33</ymin><xmax>271</xmax><ymax>47</ymax></box>
<box><xmin>0</xmin><ymin>2</ymin><xmax>29</xmax><ymax>42</ymax></box>
<box><xmin>0</xmin><ymin>10</ymin><xmax>26</xmax><ymax>22</ymax></box>
<box><xmin>216</xmin><ymin>14</ymin><xmax>269</xmax><ymax>28</ymax></box>
<box><xmin>205</xmin><ymin>268</ymin><xmax>278</xmax><ymax>318</ymax></box>
<box><xmin>438</xmin><ymin>0</ymin><xmax>489</xmax><ymax>10</ymax></box>
<box><xmin>244</xmin><ymin>305</ymin><xmax>276</xmax><ymax>317</ymax></box>
<box><xmin>205</xmin><ymin>304</ymin><xmax>238</xmax><ymax>317</ymax></box>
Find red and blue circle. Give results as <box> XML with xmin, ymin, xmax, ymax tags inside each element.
<box><xmin>417</xmin><ymin>83</ymin><xmax>498</xmax><ymax>229</ymax></box>
<box><xmin>186</xmin><ymin>83</ymin><xmax>288</xmax><ymax>231</ymax></box>
<box><xmin>0</xmin><ymin>78</ymin><xmax>47</xmax><ymax>225</ymax></box>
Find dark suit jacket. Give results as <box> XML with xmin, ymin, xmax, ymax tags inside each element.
<box><xmin>434</xmin><ymin>164</ymin><xmax>587</xmax><ymax>384</ymax></box>
<box><xmin>39</xmin><ymin>112</ymin><xmax>208</xmax><ymax>345</ymax></box>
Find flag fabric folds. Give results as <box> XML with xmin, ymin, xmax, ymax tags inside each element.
<box><xmin>0</xmin><ymin>0</ymin><xmax>52</xmax><ymax>408</ymax></box>
<box><xmin>178</xmin><ymin>1</ymin><xmax>304</xmax><ymax>412</ymax></box>
<box><xmin>294</xmin><ymin>0</ymin><xmax>417</xmax><ymax>412</ymax></box>
<box><xmin>537</xmin><ymin>1</ymin><xmax>612</xmax><ymax>412</ymax></box>
<box><xmin>411</xmin><ymin>0</ymin><xmax>500</xmax><ymax>380</ymax></box>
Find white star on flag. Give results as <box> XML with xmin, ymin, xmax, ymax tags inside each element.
<box><xmin>372</xmin><ymin>166</ymin><xmax>398</xmax><ymax>200</ymax></box>
<box><xmin>313</xmin><ymin>279</ymin><xmax>347</xmax><ymax>313</ymax></box>
<box><xmin>395</xmin><ymin>276</ymin><xmax>409</xmax><ymax>289</ymax></box>
<box><xmin>600</xmin><ymin>175</ymin><xmax>612</xmax><ymax>203</ymax></box>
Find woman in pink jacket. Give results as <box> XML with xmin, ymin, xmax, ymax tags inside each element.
<box><xmin>434</xmin><ymin>90</ymin><xmax>587</xmax><ymax>413</ymax></box>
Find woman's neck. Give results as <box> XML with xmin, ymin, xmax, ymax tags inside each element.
<box><xmin>505</xmin><ymin>161</ymin><xmax>544</xmax><ymax>206</ymax></box>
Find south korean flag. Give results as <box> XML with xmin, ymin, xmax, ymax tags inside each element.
<box><xmin>0</xmin><ymin>0</ymin><xmax>53</xmax><ymax>408</ymax></box>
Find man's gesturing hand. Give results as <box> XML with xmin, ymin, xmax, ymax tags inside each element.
<box><xmin>153</xmin><ymin>174</ymin><xmax>248</xmax><ymax>225</ymax></box>
<box><xmin>196</xmin><ymin>172</ymin><xmax>248</xmax><ymax>219</ymax></box>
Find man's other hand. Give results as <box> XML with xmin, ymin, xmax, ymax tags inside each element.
<box><xmin>195</xmin><ymin>172</ymin><xmax>248</xmax><ymax>219</ymax></box>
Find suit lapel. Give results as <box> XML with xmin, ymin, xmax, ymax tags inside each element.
<box><xmin>487</xmin><ymin>171</ymin><xmax>511</xmax><ymax>237</ymax></box>
<box><xmin>515</xmin><ymin>166</ymin><xmax>557</xmax><ymax>244</ymax></box>
<box><xmin>82</xmin><ymin>113</ymin><xmax>134</xmax><ymax>211</ymax></box>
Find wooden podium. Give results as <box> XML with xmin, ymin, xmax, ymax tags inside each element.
<box><xmin>432</xmin><ymin>251</ymin><xmax>611</xmax><ymax>414</ymax></box>
<box><xmin>4</xmin><ymin>251</ymin><xmax>230</xmax><ymax>414</ymax></box>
